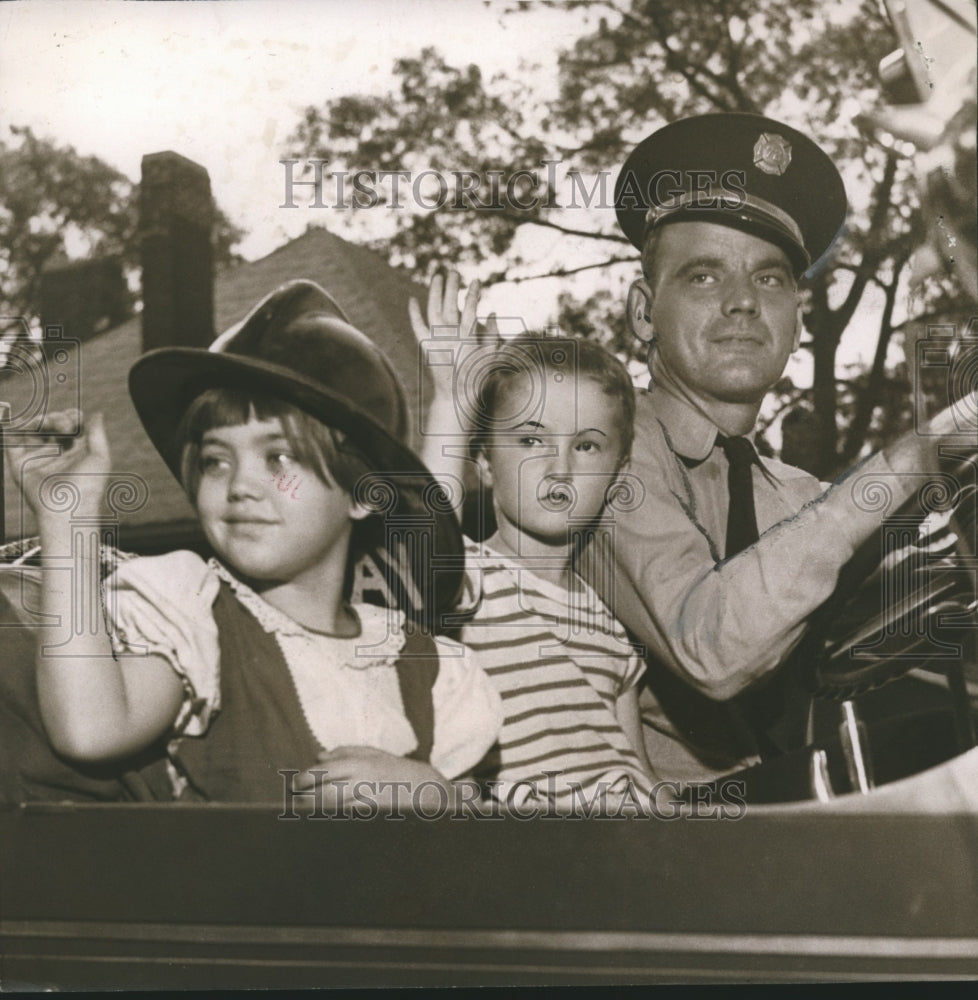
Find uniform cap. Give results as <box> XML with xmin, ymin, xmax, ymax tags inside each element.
<box><xmin>615</xmin><ymin>113</ymin><xmax>847</xmax><ymax>276</ymax></box>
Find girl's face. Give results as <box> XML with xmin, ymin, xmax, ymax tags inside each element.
<box><xmin>194</xmin><ymin>417</ymin><xmax>359</xmax><ymax>585</ymax></box>
<box><xmin>478</xmin><ymin>374</ymin><xmax>626</xmax><ymax>547</ymax></box>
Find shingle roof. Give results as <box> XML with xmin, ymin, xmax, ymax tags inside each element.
<box><xmin>1</xmin><ymin>227</ymin><xmax>429</xmax><ymax>538</ymax></box>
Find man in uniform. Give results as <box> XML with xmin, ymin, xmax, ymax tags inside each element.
<box><xmin>593</xmin><ymin>112</ymin><xmax>973</xmax><ymax>779</ymax></box>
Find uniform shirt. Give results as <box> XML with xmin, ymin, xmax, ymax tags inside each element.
<box><xmin>455</xmin><ymin>538</ymin><xmax>653</xmax><ymax>810</ymax></box>
<box><xmin>584</xmin><ymin>376</ymin><xmax>909</xmax><ymax>779</ymax></box>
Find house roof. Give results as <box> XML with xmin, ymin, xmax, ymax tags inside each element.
<box><xmin>2</xmin><ymin>227</ymin><xmax>430</xmax><ymax>539</ymax></box>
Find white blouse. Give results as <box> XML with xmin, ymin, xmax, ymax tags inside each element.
<box><xmin>106</xmin><ymin>550</ymin><xmax>501</xmax><ymax>779</ymax></box>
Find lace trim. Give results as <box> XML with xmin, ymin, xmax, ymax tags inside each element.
<box><xmin>208</xmin><ymin>559</ymin><xmax>407</xmax><ymax>666</ymax></box>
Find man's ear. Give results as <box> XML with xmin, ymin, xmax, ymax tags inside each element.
<box><xmin>626</xmin><ymin>279</ymin><xmax>655</xmax><ymax>344</ymax></box>
<box><xmin>793</xmin><ymin>302</ymin><xmax>804</xmax><ymax>352</ymax></box>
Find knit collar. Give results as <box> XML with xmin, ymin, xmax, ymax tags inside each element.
<box><xmin>463</xmin><ymin>536</ymin><xmax>597</xmax><ymax>607</ymax></box>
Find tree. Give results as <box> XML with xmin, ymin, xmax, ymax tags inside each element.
<box><xmin>0</xmin><ymin>126</ymin><xmax>244</xmax><ymax>328</ymax></box>
<box><xmin>288</xmin><ymin>0</ymin><xmax>972</xmax><ymax>477</ymax></box>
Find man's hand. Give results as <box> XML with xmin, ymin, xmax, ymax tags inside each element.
<box><xmin>8</xmin><ymin>410</ymin><xmax>111</xmax><ymax>522</ymax></box>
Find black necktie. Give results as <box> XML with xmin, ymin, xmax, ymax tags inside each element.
<box><xmin>717</xmin><ymin>435</ymin><xmax>759</xmax><ymax>558</ymax></box>
<box><xmin>717</xmin><ymin>433</ymin><xmax>787</xmax><ymax>760</ymax></box>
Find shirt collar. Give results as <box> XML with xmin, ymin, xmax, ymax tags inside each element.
<box><xmin>646</xmin><ymin>370</ymin><xmax>724</xmax><ymax>462</ymax></box>
<box><xmin>645</xmin><ymin>373</ymin><xmax>786</xmax><ymax>488</ymax></box>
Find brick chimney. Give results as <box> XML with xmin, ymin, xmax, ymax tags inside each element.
<box><xmin>140</xmin><ymin>152</ymin><xmax>215</xmax><ymax>352</ymax></box>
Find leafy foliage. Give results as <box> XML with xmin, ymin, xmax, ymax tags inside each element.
<box><xmin>0</xmin><ymin>126</ymin><xmax>244</xmax><ymax>328</ymax></box>
<box><xmin>290</xmin><ymin>48</ymin><xmax>569</xmax><ymax>275</ymax></box>
<box><xmin>289</xmin><ymin>0</ymin><xmax>972</xmax><ymax>476</ymax></box>
<box><xmin>0</xmin><ymin>126</ymin><xmax>135</xmax><ymax>320</ymax></box>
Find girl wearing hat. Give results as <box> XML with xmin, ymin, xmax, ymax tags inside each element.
<box><xmin>11</xmin><ymin>281</ymin><xmax>501</xmax><ymax>805</ymax></box>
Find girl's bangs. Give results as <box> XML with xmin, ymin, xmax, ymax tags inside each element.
<box><xmin>183</xmin><ymin>388</ymin><xmax>293</xmax><ymax>437</ymax></box>
<box><xmin>177</xmin><ymin>388</ymin><xmax>327</xmax><ymax>492</ymax></box>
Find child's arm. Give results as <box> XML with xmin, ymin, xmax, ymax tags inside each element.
<box><xmin>298</xmin><ymin>746</ymin><xmax>460</xmax><ymax>812</ymax></box>
<box><xmin>295</xmin><ymin>636</ymin><xmax>503</xmax><ymax>811</ymax></box>
<box><xmin>409</xmin><ymin>270</ymin><xmax>497</xmax><ymax>521</ymax></box>
<box><xmin>9</xmin><ymin>410</ymin><xmax>183</xmax><ymax>761</ymax></box>
<box><xmin>616</xmin><ymin>686</ymin><xmax>654</xmax><ymax>778</ymax></box>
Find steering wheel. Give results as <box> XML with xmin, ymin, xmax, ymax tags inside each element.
<box><xmin>791</xmin><ymin>447</ymin><xmax>977</xmax><ymax>703</ymax></box>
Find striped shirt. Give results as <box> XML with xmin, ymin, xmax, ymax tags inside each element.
<box><xmin>454</xmin><ymin>538</ymin><xmax>653</xmax><ymax>812</ymax></box>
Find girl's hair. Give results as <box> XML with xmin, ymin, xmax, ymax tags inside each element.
<box><xmin>175</xmin><ymin>387</ymin><xmax>389</xmax><ymax>602</ymax></box>
<box><xmin>174</xmin><ymin>386</ymin><xmax>447</xmax><ymax>623</ymax></box>
<box><xmin>470</xmin><ymin>334</ymin><xmax>636</xmax><ymax>462</ymax></box>
<box><xmin>175</xmin><ymin>387</ymin><xmax>372</xmax><ymax>502</ymax></box>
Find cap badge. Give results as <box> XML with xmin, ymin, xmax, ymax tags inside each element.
<box><xmin>753</xmin><ymin>132</ymin><xmax>792</xmax><ymax>176</ymax></box>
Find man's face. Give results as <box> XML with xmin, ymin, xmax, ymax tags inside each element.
<box><xmin>644</xmin><ymin>222</ymin><xmax>801</xmax><ymax>407</ymax></box>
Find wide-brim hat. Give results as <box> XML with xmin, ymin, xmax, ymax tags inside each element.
<box><xmin>129</xmin><ymin>280</ymin><xmax>463</xmax><ymax>618</ymax></box>
<box><xmin>615</xmin><ymin>113</ymin><xmax>847</xmax><ymax>277</ymax></box>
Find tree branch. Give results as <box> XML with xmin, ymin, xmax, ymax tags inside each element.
<box><xmin>839</xmin><ymin>253</ymin><xmax>908</xmax><ymax>464</ymax></box>
<box><xmin>640</xmin><ymin>3</ymin><xmax>748</xmax><ymax>112</ymax></box>
<box><xmin>829</xmin><ymin>153</ymin><xmax>900</xmax><ymax>337</ymax></box>
<box><xmin>498</xmin><ymin>211</ymin><xmax>631</xmax><ymax>243</ymax></box>
<box><xmin>483</xmin><ymin>255</ymin><xmax>635</xmax><ymax>286</ymax></box>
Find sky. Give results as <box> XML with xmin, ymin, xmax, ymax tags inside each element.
<box><xmin>1</xmin><ymin>0</ymin><xmax>591</xmax><ymax>324</ymax></box>
<box><xmin>2</xmin><ymin>0</ymin><xmax>971</xmax><ymax>398</ymax></box>
<box><xmin>0</xmin><ymin>1</ymin><xmax>561</xmax><ymax>205</ymax></box>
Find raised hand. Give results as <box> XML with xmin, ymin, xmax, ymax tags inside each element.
<box><xmin>8</xmin><ymin>410</ymin><xmax>111</xmax><ymax>522</ymax></box>
<box><xmin>409</xmin><ymin>269</ymin><xmax>501</xmax><ymax>426</ymax></box>
<box><xmin>409</xmin><ymin>270</ymin><xmax>482</xmax><ymax>350</ymax></box>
